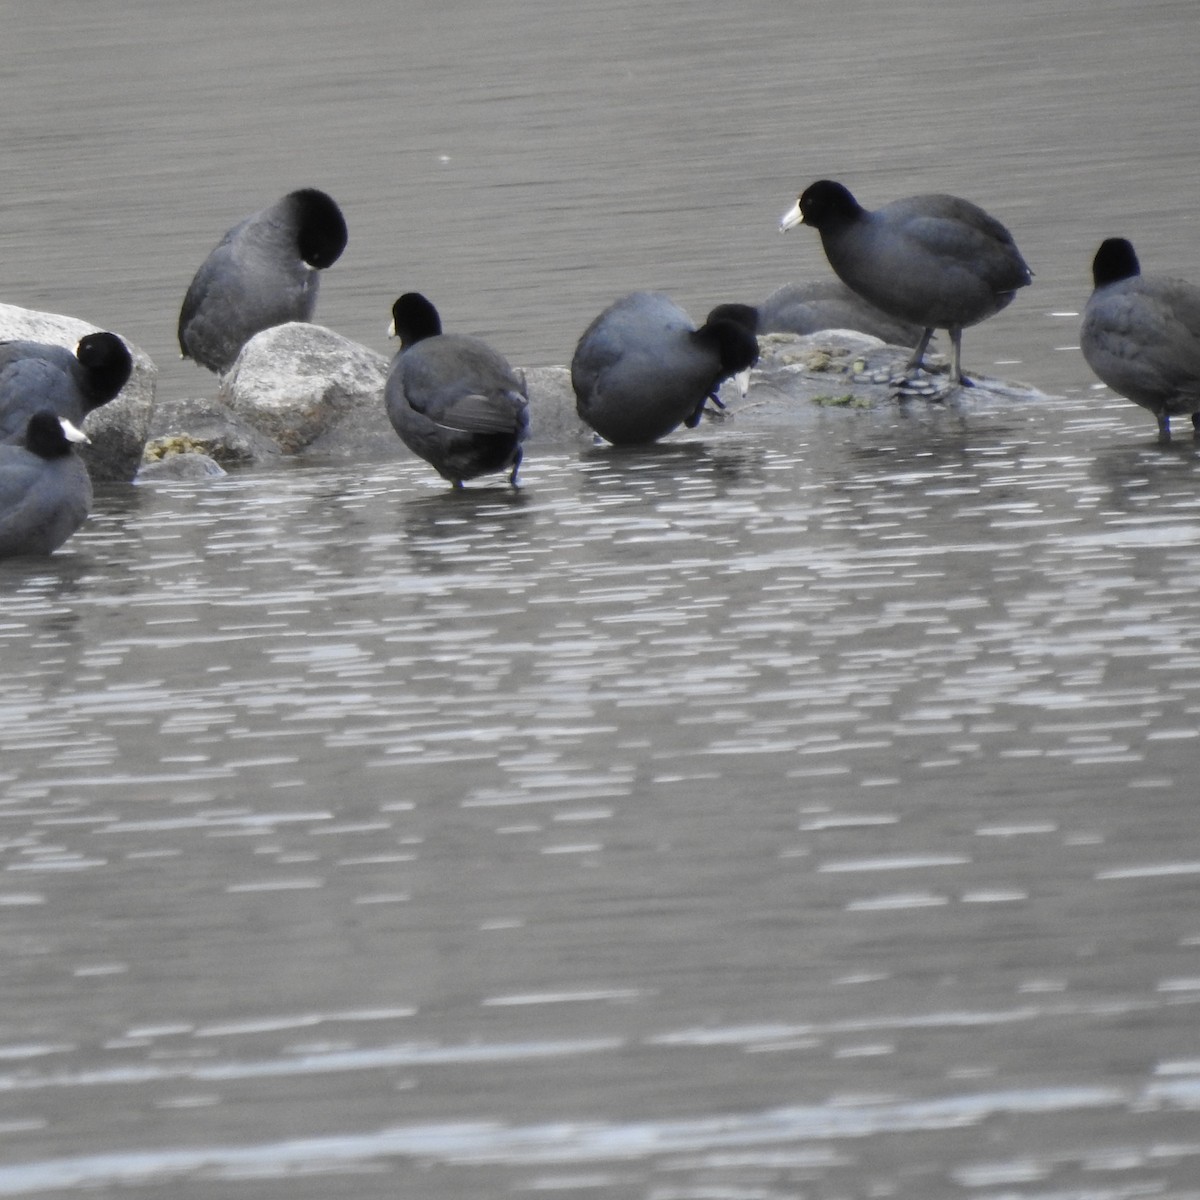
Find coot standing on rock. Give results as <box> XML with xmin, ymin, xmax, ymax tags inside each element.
<box><xmin>178</xmin><ymin>188</ymin><xmax>348</xmax><ymax>374</ymax></box>
<box><xmin>571</xmin><ymin>292</ymin><xmax>759</xmax><ymax>445</ymax></box>
<box><xmin>780</xmin><ymin>180</ymin><xmax>1031</xmax><ymax>386</ymax></box>
<box><xmin>1080</xmin><ymin>237</ymin><xmax>1200</xmax><ymax>441</ymax></box>
<box><xmin>385</xmin><ymin>292</ymin><xmax>530</xmax><ymax>488</ymax></box>
<box><xmin>0</xmin><ymin>411</ymin><xmax>92</xmax><ymax>558</ymax></box>
<box><xmin>0</xmin><ymin>332</ymin><xmax>132</xmax><ymax>444</ymax></box>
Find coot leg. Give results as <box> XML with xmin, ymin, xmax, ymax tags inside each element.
<box><xmin>684</xmin><ymin>391</ymin><xmax>726</xmax><ymax>429</ymax></box>
<box><xmin>903</xmin><ymin>327</ymin><xmax>935</xmax><ymax>376</ymax></box>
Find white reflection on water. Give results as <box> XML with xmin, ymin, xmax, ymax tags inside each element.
<box><xmin>3</xmin><ymin>1076</ymin><xmax>1200</xmax><ymax>1195</ymax></box>
<box><xmin>3</xmin><ymin>0</ymin><xmax>1200</xmax><ymax>1190</ymax></box>
<box><xmin>3</xmin><ymin>420</ymin><xmax>1200</xmax><ymax>1199</ymax></box>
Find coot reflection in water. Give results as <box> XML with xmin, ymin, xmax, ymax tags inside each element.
<box><xmin>1</xmin><ymin>398</ymin><xmax>1198</xmax><ymax>1198</ymax></box>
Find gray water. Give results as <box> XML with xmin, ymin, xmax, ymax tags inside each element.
<box><xmin>3</xmin><ymin>2</ymin><xmax>1200</xmax><ymax>1197</ymax></box>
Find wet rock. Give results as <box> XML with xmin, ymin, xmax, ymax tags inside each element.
<box><xmin>523</xmin><ymin>365</ymin><xmax>592</xmax><ymax>444</ymax></box>
<box><xmin>722</xmin><ymin>330</ymin><xmax>1048</xmax><ymax>427</ymax></box>
<box><xmin>208</xmin><ymin>325</ymin><xmax>590</xmax><ymax>463</ymax></box>
<box><xmin>136</xmin><ymin>448</ymin><xmax>227</xmax><ymax>482</ymax></box>
<box><xmin>221</xmin><ymin>322</ymin><xmax>390</xmax><ymax>455</ymax></box>
<box><xmin>0</xmin><ymin>302</ymin><xmax>156</xmax><ymax>483</ymax></box>
<box><xmin>143</xmin><ymin>396</ymin><xmax>283</xmax><ymax>465</ymax></box>
<box><xmin>145</xmin><ymin>325</ymin><xmax>1049</xmax><ymax>468</ymax></box>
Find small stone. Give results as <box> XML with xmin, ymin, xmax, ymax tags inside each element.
<box><xmin>136</xmin><ymin>452</ymin><xmax>226</xmax><ymax>482</ymax></box>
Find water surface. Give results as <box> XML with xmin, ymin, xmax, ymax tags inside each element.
<box><xmin>3</xmin><ymin>2</ymin><xmax>1200</xmax><ymax>1197</ymax></box>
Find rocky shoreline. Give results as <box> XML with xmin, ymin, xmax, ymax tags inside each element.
<box><xmin>0</xmin><ymin>304</ymin><xmax>1049</xmax><ymax>486</ymax></box>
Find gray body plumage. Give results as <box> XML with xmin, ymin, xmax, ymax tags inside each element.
<box><xmin>0</xmin><ymin>333</ymin><xmax>132</xmax><ymax>444</ymax></box>
<box><xmin>0</xmin><ymin>412</ymin><xmax>92</xmax><ymax>558</ymax></box>
<box><xmin>385</xmin><ymin>294</ymin><xmax>529</xmax><ymax>488</ymax></box>
<box><xmin>757</xmin><ymin>280</ymin><xmax>922</xmax><ymax>345</ymax></box>
<box><xmin>1081</xmin><ymin>238</ymin><xmax>1200</xmax><ymax>438</ymax></box>
<box><xmin>782</xmin><ymin>181</ymin><xmax>1030</xmax><ymax>383</ymax></box>
<box><xmin>179</xmin><ymin>189</ymin><xmax>347</xmax><ymax>374</ymax></box>
<box><xmin>819</xmin><ymin>194</ymin><xmax>1028</xmax><ymax>330</ymax></box>
<box><xmin>571</xmin><ymin>291</ymin><xmax>758</xmax><ymax>445</ymax></box>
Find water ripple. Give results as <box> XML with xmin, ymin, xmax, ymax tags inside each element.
<box><xmin>0</xmin><ymin>1080</ymin><xmax>1188</xmax><ymax>1195</ymax></box>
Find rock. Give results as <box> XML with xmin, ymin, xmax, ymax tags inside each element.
<box><xmin>220</xmin><ymin>322</ymin><xmax>390</xmax><ymax>455</ymax></box>
<box><xmin>142</xmin><ymin>324</ymin><xmax>1050</xmax><ymax>470</ymax></box>
<box><xmin>211</xmin><ymin>323</ymin><xmax>592</xmax><ymax>463</ymax></box>
<box><xmin>523</xmin><ymin>365</ymin><xmax>592</xmax><ymax>444</ymax></box>
<box><xmin>721</xmin><ymin>331</ymin><xmax>1048</xmax><ymax>428</ymax></box>
<box><xmin>0</xmin><ymin>302</ymin><xmax>156</xmax><ymax>483</ymax></box>
<box><xmin>143</xmin><ymin>396</ymin><xmax>283</xmax><ymax>465</ymax></box>
<box><xmin>136</xmin><ymin>449</ymin><xmax>227</xmax><ymax>482</ymax></box>
<box><xmin>298</xmin><ymin>379</ymin><xmax>405</xmax><ymax>461</ymax></box>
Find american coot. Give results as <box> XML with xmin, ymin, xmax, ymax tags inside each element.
<box><xmin>699</xmin><ymin>302</ymin><xmax>761</xmax><ymax>403</ymax></box>
<box><xmin>0</xmin><ymin>332</ymin><xmax>133</xmax><ymax>444</ymax></box>
<box><xmin>385</xmin><ymin>292</ymin><xmax>530</xmax><ymax>488</ymax></box>
<box><xmin>571</xmin><ymin>292</ymin><xmax>759</xmax><ymax>445</ymax></box>
<box><xmin>1080</xmin><ymin>237</ymin><xmax>1200</xmax><ymax>441</ymax></box>
<box><xmin>780</xmin><ymin>180</ymin><xmax>1031</xmax><ymax>386</ymax></box>
<box><xmin>0</xmin><ymin>411</ymin><xmax>92</xmax><ymax>558</ymax></box>
<box><xmin>756</xmin><ymin>280</ymin><xmax>923</xmax><ymax>346</ymax></box>
<box><xmin>178</xmin><ymin>188</ymin><xmax>348</xmax><ymax>374</ymax></box>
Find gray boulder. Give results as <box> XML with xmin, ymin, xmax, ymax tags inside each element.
<box><xmin>0</xmin><ymin>302</ymin><xmax>156</xmax><ymax>483</ymax></box>
<box><xmin>220</xmin><ymin>322</ymin><xmax>391</xmax><ymax>456</ymax></box>
<box><xmin>522</xmin><ymin>366</ymin><xmax>592</xmax><ymax>444</ymax></box>
<box><xmin>141</xmin><ymin>395</ymin><xmax>283</xmax><ymax>467</ymax></box>
<box><xmin>213</xmin><ymin>323</ymin><xmax>591</xmax><ymax>462</ymax></box>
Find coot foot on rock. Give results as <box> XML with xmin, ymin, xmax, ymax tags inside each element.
<box><xmin>781</xmin><ymin>180</ymin><xmax>1031</xmax><ymax>389</ymax></box>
